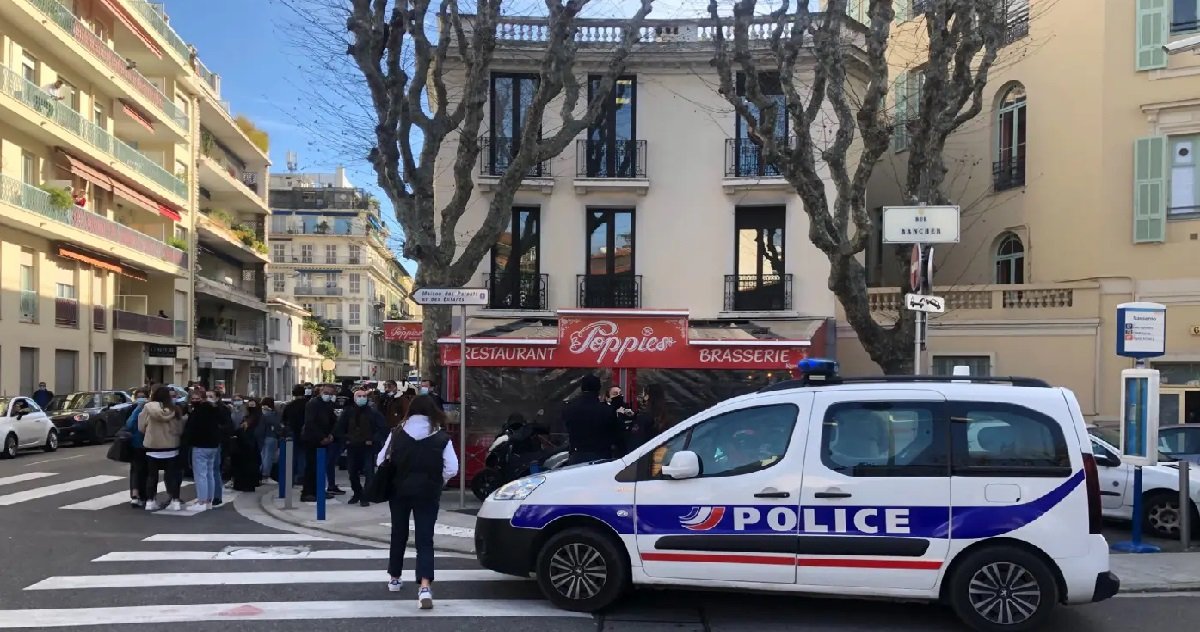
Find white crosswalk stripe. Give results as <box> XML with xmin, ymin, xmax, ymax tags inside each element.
<box><xmin>0</xmin><ymin>472</ymin><xmax>56</xmax><ymax>487</ymax></box>
<box><xmin>60</xmin><ymin>481</ymin><xmax>194</xmax><ymax>510</ymax></box>
<box><xmin>0</xmin><ymin>533</ymin><xmax>574</xmax><ymax>628</ymax></box>
<box><xmin>0</xmin><ymin>471</ymin><xmax>248</xmax><ymax>517</ymax></box>
<box><xmin>0</xmin><ymin>475</ymin><xmax>123</xmax><ymax>506</ymax></box>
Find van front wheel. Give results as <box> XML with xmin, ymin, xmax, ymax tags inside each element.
<box><xmin>535</xmin><ymin>527</ymin><xmax>629</xmax><ymax>613</ymax></box>
<box><xmin>948</xmin><ymin>545</ymin><xmax>1058</xmax><ymax>632</ymax></box>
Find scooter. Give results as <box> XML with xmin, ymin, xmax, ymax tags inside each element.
<box><xmin>471</xmin><ymin>420</ymin><xmax>567</xmax><ymax>501</ymax></box>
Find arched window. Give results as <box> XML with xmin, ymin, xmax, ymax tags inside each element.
<box><xmin>994</xmin><ymin>233</ymin><xmax>1025</xmax><ymax>284</ymax></box>
<box><xmin>995</xmin><ymin>84</ymin><xmax>1026</xmax><ymax>190</ymax></box>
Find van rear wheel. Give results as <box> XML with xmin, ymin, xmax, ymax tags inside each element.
<box><xmin>535</xmin><ymin>527</ymin><xmax>629</xmax><ymax>613</ymax></box>
<box><xmin>948</xmin><ymin>545</ymin><xmax>1058</xmax><ymax>632</ymax></box>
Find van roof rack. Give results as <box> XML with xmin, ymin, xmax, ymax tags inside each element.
<box><xmin>758</xmin><ymin>375</ymin><xmax>1052</xmax><ymax>393</ymax></box>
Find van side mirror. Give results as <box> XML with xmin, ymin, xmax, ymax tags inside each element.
<box><xmin>661</xmin><ymin>451</ymin><xmax>701</xmax><ymax>480</ymax></box>
<box><xmin>1097</xmin><ymin>452</ymin><xmax>1121</xmax><ymax>467</ymax></box>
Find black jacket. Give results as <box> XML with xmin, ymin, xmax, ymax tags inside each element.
<box><xmin>390</xmin><ymin>430</ymin><xmax>450</xmax><ymax>499</ymax></box>
<box><xmin>336</xmin><ymin>404</ymin><xmax>388</xmax><ymax>447</ymax></box>
<box><xmin>562</xmin><ymin>393</ymin><xmax>622</xmax><ymax>458</ymax></box>
<box><xmin>282</xmin><ymin>398</ymin><xmax>307</xmax><ymax>440</ymax></box>
<box><xmin>183</xmin><ymin>403</ymin><xmax>224</xmax><ymax>449</ymax></box>
<box><xmin>302</xmin><ymin>396</ymin><xmax>337</xmax><ymax>444</ymax></box>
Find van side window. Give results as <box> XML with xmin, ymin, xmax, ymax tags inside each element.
<box><xmin>647</xmin><ymin>404</ymin><xmax>798</xmax><ymax>480</ymax></box>
<box><xmin>950</xmin><ymin>402</ymin><xmax>1071</xmax><ymax>476</ymax></box>
<box><xmin>820</xmin><ymin>402</ymin><xmax>948</xmax><ymax>477</ymax></box>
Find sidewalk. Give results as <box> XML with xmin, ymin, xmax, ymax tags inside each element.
<box><xmin>259</xmin><ymin>474</ymin><xmax>481</xmax><ymax>554</ymax></box>
<box><xmin>1111</xmin><ymin>552</ymin><xmax>1200</xmax><ymax>592</ymax></box>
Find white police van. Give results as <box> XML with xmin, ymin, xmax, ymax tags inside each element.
<box><xmin>474</xmin><ymin>361</ymin><xmax>1119</xmax><ymax>631</ymax></box>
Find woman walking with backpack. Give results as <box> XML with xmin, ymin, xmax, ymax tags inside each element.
<box><xmin>375</xmin><ymin>395</ymin><xmax>458</xmax><ymax>609</ymax></box>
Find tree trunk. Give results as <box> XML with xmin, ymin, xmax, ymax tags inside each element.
<box><xmin>419</xmin><ymin>305</ymin><xmax>452</xmax><ymax>383</ymax></box>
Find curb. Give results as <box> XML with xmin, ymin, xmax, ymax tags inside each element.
<box><xmin>1118</xmin><ymin>584</ymin><xmax>1200</xmax><ymax>594</ymax></box>
<box><xmin>257</xmin><ymin>490</ymin><xmax>475</xmax><ymax>555</ymax></box>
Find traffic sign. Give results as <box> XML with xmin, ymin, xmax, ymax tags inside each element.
<box><xmin>905</xmin><ymin>294</ymin><xmax>945</xmax><ymax>313</ymax></box>
<box><xmin>909</xmin><ymin>244</ymin><xmax>922</xmax><ymax>291</ymax></box>
<box><xmin>883</xmin><ymin>205</ymin><xmax>960</xmax><ymax>244</ymax></box>
<box><xmin>412</xmin><ymin>287</ymin><xmax>489</xmax><ymax>306</ymax></box>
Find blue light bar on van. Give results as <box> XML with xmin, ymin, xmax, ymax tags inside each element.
<box><xmin>797</xmin><ymin>358</ymin><xmax>839</xmax><ymax>379</ymax></box>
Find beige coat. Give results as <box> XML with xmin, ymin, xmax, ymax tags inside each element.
<box><xmin>138</xmin><ymin>402</ymin><xmax>182</xmax><ymax>450</ymax></box>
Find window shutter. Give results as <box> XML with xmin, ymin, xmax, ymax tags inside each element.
<box><xmin>894</xmin><ymin>0</ymin><xmax>909</xmax><ymax>22</ymax></box>
<box><xmin>1134</xmin><ymin>136</ymin><xmax>1167</xmax><ymax>243</ymax></box>
<box><xmin>892</xmin><ymin>73</ymin><xmax>909</xmax><ymax>151</ymax></box>
<box><xmin>1135</xmin><ymin>0</ymin><xmax>1168</xmax><ymax>71</ymax></box>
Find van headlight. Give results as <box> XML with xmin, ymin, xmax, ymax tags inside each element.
<box><xmin>492</xmin><ymin>475</ymin><xmax>546</xmax><ymax>501</ymax></box>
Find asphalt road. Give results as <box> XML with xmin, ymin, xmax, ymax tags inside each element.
<box><xmin>0</xmin><ymin>442</ymin><xmax>1195</xmax><ymax>631</ymax></box>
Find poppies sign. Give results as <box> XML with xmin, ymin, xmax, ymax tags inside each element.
<box><xmin>382</xmin><ymin>320</ymin><xmax>423</xmax><ymax>342</ymax></box>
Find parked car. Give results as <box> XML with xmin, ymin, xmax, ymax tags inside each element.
<box><xmin>1088</xmin><ymin>425</ymin><xmax>1200</xmax><ymax>538</ymax></box>
<box><xmin>125</xmin><ymin>384</ymin><xmax>189</xmax><ymax>404</ymax></box>
<box><xmin>1159</xmin><ymin>424</ymin><xmax>1200</xmax><ymax>465</ymax></box>
<box><xmin>45</xmin><ymin>391</ymin><xmax>135</xmax><ymax>445</ymax></box>
<box><xmin>0</xmin><ymin>396</ymin><xmax>57</xmax><ymax>458</ymax></box>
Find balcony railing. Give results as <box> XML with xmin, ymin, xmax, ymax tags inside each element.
<box><xmin>723</xmin><ymin>274</ymin><xmax>792</xmax><ymax>312</ymax></box>
<box><xmin>55</xmin><ymin>297</ymin><xmax>80</xmax><ymax>327</ymax></box>
<box><xmin>479</xmin><ymin>136</ymin><xmax>552</xmax><ymax>177</ymax></box>
<box><xmin>114</xmin><ymin>309</ymin><xmax>175</xmax><ymax>337</ymax></box>
<box><xmin>20</xmin><ymin>290</ymin><xmax>38</xmax><ymax>323</ymax></box>
<box><xmin>866</xmin><ymin>284</ymin><xmax>1092</xmax><ymax>316</ymax></box>
<box><xmin>1003</xmin><ymin>11</ymin><xmax>1030</xmax><ymax>45</ymax></box>
<box><xmin>0</xmin><ymin>175</ymin><xmax>187</xmax><ymax>269</ymax></box>
<box><xmin>320</xmin><ymin>318</ymin><xmax>345</xmax><ymax>329</ymax></box>
<box><xmin>196</xmin><ymin>59</ymin><xmax>221</xmax><ymax>96</ymax></box>
<box><xmin>993</xmin><ymin>157</ymin><xmax>1025</xmax><ymax>191</ymax></box>
<box><xmin>196</xmin><ymin>328</ymin><xmax>264</xmax><ymax>347</ymax></box>
<box><xmin>577</xmin><ymin>274</ymin><xmax>641</xmax><ymax>309</ymax></box>
<box><xmin>93</xmin><ymin>306</ymin><xmax>106</xmax><ymax>331</ymax></box>
<box><xmin>125</xmin><ymin>0</ymin><xmax>193</xmax><ymax>62</ymax></box>
<box><xmin>490</xmin><ymin>15</ymin><xmax>799</xmax><ymax>44</ymax></box>
<box><xmin>196</xmin><ymin>275</ymin><xmax>264</xmax><ymax>303</ymax></box>
<box><xmin>576</xmin><ymin>139</ymin><xmax>647</xmax><ymax>178</ymax></box>
<box><xmin>725</xmin><ymin>138</ymin><xmax>784</xmax><ymax>178</ymax></box>
<box><xmin>28</xmin><ymin>0</ymin><xmax>188</xmax><ymax>128</ymax></box>
<box><xmin>0</xmin><ymin>66</ymin><xmax>187</xmax><ymax>198</ymax></box>
<box><xmin>484</xmin><ymin>271</ymin><xmax>549</xmax><ymax>311</ymax></box>
<box><xmin>295</xmin><ymin>286</ymin><xmax>345</xmax><ymax>296</ymax></box>
<box><xmin>270</xmin><ymin>188</ymin><xmax>372</xmax><ymax>211</ymax></box>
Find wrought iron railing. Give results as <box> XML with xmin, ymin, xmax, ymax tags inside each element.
<box><xmin>295</xmin><ymin>286</ymin><xmax>345</xmax><ymax>296</ymax></box>
<box><xmin>993</xmin><ymin>157</ymin><xmax>1025</xmax><ymax>191</ymax></box>
<box><xmin>479</xmin><ymin>136</ymin><xmax>552</xmax><ymax>177</ymax></box>
<box><xmin>576</xmin><ymin>139</ymin><xmax>647</xmax><ymax>178</ymax></box>
<box><xmin>484</xmin><ymin>271</ymin><xmax>548</xmax><ymax>310</ymax></box>
<box><xmin>577</xmin><ymin>274</ymin><xmax>641</xmax><ymax>308</ymax></box>
<box><xmin>93</xmin><ymin>306</ymin><xmax>107</xmax><ymax>331</ymax></box>
<box><xmin>725</xmin><ymin>138</ymin><xmax>784</xmax><ymax>178</ymax></box>
<box><xmin>723</xmin><ymin>274</ymin><xmax>792</xmax><ymax>311</ymax></box>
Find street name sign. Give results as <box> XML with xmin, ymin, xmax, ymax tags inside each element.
<box><xmin>412</xmin><ymin>287</ymin><xmax>489</xmax><ymax>306</ymax></box>
<box><xmin>905</xmin><ymin>293</ymin><xmax>945</xmax><ymax>313</ymax></box>
<box><xmin>883</xmin><ymin>205</ymin><xmax>961</xmax><ymax>244</ymax></box>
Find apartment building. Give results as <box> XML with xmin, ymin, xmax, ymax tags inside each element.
<box><xmin>431</xmin><ymin>15</ymin><xmax>856</xmax><ymax>426</ymax></box>
<box><xmin>191</xmin><ymin>63</ymin><xmax>271</xmax><ymax>397</ymax></box>
<box><xmin>843</xmin><ymin>0</ymin><xmax>1200</xmax><ymax>422</ymax></box>
<box><xmin>266</xmin><ymin>298</ymin><xmax>323</xmax><ymax>399</ymax></box>
<box><xmin>267</xmin><ymin>168</ymin><xmax>417</xmax><ymax>383</ymax></box>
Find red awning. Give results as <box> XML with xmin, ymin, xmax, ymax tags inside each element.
<box><xmin>120</xmin><ymin>100</ymin><xmax>155</xmax><ymax>132</ymax></box>
<box><xmin>57</xmin><ymin>150</ymin><xmax>113</xmax><ymax>192</ymax></box>
<box><xmin>98</xmin><ymin>0</ymin><xmax>164</xmax><ymax>59</ymax></box>
<box><xmin>59</xmin><ymin>149</ymin><xmax>182</xmax><ymax>222</ymax></box>
<box><xmin>110</xmin><ymin>178</ymin><xmax>179</xmax><ymax>222</ymax></box>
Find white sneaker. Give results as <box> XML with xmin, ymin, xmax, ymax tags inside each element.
<box><xmin>418</xmin><ymin>587</ymin><xmax>433</xmax><ymax>609</ymax></box>
<box><xmin>167</xmin><ymin>500</ymin><xmax>183</xmax><ymax>511</ymax></box>
<box><xmin>186</xmin><ymin>502</ymin><xmax>209</xmax><ymax>513</ymax></box>
<box><xmin>129</xmin><ymin>498</ymin><xmax>143</xmax><ymax>508</ymax></box>
<box><xmin>144</xmin><ymin>500</ymin><xmax>160</xmax><ymax>511</ymax></box>
<box><xmin>387</xmin><ymin>578</ymin><xmax>403</xmax><ymax>592</ymax></box>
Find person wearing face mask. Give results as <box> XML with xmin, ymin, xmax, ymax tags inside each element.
<box><xmin>283</xmin><ymin>385</ymin><xmax>309</xmax><ymax>486</ymax></box>
<box><xmin>255</xmin><ymin>397</ymin><xmax>281</xmax><ymax>482</ymax></box>
<box><xmin>231</xmin><ymin>398</ymin><xmax>262</xmax><ymax>492</ymax></box>
<box><xmin>300</xmin><ymin>385</ymin><xmax>338</xmax><ymax>502</ymax></box>
<box><xmin>418</xmin><ymin>379</ymin><xmax>445</xmax><ymax>411</ymax></box>
<box><xmin>124</xmin><ymin>389</ymin><xmax>150</xmax><ymax>507</ymax></box>
<box><xmin>381</xmin><ymin>380</ymin><xmax>405</xmax><ymax>429</ymax></box>
<box><xmin>337</xmin><ymin>389</ymin><xmax>388</xmax><ymax>506</ymax></box>
<box><xmin>206</xmin><ymin>391</ymin><xmax>235</xmax><ymax>507</ymax></box>
<box><xmin>183</xmin><ymin>392</ymin><xmax>223</xmax><ymax>512</ymax></box>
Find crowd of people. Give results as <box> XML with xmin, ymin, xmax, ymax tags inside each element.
<box><xmin>562</xmin><ymin>375</ymin><xmax>672</xmax><ymax>465</ymax></box>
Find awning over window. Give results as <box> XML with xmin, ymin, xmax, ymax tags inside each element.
<box><xmin>58</xmin><ymin>149</ymin><xmax>182</xmax><ymax>222</ymax></box>
<box><xmin>98</xmin><ymin>0</ymin><xmax>164</xmax><ymax>59</ymax></box>
<box><xmin>119</xmin><ymin>100</ymin><xmax>155</xmax><ymax>132</ymax></box>
<box><xmin>57</xmin><ymin>150</ymin><xmax>113</xmax><ymax>192</ymax></box>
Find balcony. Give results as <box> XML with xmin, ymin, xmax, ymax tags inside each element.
<box><xmin>1003</xmin><ymin>11</ymin><xmax>1030</xmax><ymax>46</ymax></box>
<box><xmin>576</xmin><ymin>139</ymin><xmax>646</xmax><ymax>178</ymax></box>
<box><xmin>270</xmin><ymin>187</ymin><xmax>372</xmax><ymax>211</ymax></box>
<box><xmin>199</xmin><ymin>129</ymin><xmax>267</xmax><ymax>211</ymax></box>
<box><xmin>577</xmin><ymin>274</ymin><xmax>641</xmax><ymax>309</ymax></box>
<box><xmin>993</xmin><ymin>157</ymin><xmax>1026</xmax><ymax>191</ymax></box>
<box><xmin>320</xmin><ymin>318</ymin><xmax>345</xmax><ymax>330</ymax></box>
<box><xmin>0</xmin><ymin>175</ymin><xmax>187</xmax><ymax>272</ymax></box>
<box><xmin>25</xmin><ymin>0</ymin><xmax>188</xmax><ymax>129</ymax></box>
<box><xmin>197</xmin><ymin>212</ymin><xmax>268</xmax><ymax>262</ymax></box>
<box><xmin>125</xmin><ymin>0</ymin><xmax>192</xmax><ymax>63</ymax></box>
<box><xmin>477</xmin><ymin>136</ymin><xmax>554</xmax><ymax>193</ymax></box>
<box><xmin>723</xmin><ymin>274</ymin><xmax>793</xmax><ymax>312</ymax></box>
<box><xmin>863</xmin><ymin>282</ymin><xmax>1100</xmax><ymax>323</ymax></box>
<box><xmin>195</xmin><ymin>275</ymin><xmax>266</xmax><ymax>311</ymax></box>
<box><xmin>114</xmin><ymin>309</ymin><xmax>175</xmax><ymax>337</ymax></box>
<box><xmin>274</xmin><ymin>255</ymin><xmax>371</xmax><ymax>267</ymax></box>
<box><xmin>484</xmin><ymin>271</ymin><xmax>549</xmax><ymax>311</ymax></box>
<box><xmin>488</xmin><ymin>15</ymin><xmax>822</xmax><ymax>46</ymax></box>
<box><xmin>0</xmin><ymin>66</ymin><xmax>187</xmax><ymax>199</ymax></box>
<box><xmin>196</xmin><ymin>328</ymin><xmax>265</xmax><ymax>347</ymax></box>
<box><xmin>295</xmin><ymin>286</ymin><xmax>345</xmax><ymax>296</ymax></box>
<box><xmin>55</xmin><ymin>297</ymin><xmax>79</xmax><ymax>327</ymax></box>
<box><xmin>93</xmin><ymin>306</ymin><xmax>106</xmax><ymax>331</ymax></box>
<box><xmin>725</xmin><ymin>138</ymin><xmax>783</xmax><ymax>178</ymax></box>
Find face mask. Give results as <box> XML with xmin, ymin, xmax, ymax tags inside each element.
<box><xmin>206</xmin><ymin>397</ymin><xmax>216</xmax><ymax>404</ymax></box>
<box><xmin>136</xmin><ymin>397</ymin><xmax>147</xmax><ymax>403</ymax></box>
<box><xmin>419</xmin><ymin>387</ymin><xmax>430</xmax><ymax>396</ymax></box>
<box><xmin>355</xmin><ymin>397</ymin><xmax>368</xmax><ymax>406</ymax></box>
<box><xmin>233</xmin><ymin>401</ymin><xmax>244</xmax><ymax>407</ymax></box>
<box><xmin>321</xmin><ymin>394</ymin><xmax>334</xmax><ymax>402</ymax></box>
<box><xmin>304</xmin><ymin>388</ymin><xmax>313</xmax><ymax>396</ymax></box>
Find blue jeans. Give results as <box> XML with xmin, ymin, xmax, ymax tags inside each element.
<box><xmin>191</xmin><ymin>447</ymin><xmax>221</xmax><ymax>503</ymax></box>
<box><xmin>260</xmin><ymin>436</ymin><xmax>278</xmax><ymax>478</ymax></box>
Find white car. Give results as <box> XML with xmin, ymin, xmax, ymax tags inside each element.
<box><xmin>1087</xmin><ymin>425</ymin><xmax>1200</xmax><ymax>539</ymax></box>
<box><xmin>0</xmin><ymin>396</ymin><xmax>58</xmax><ymax>458</ymax></box>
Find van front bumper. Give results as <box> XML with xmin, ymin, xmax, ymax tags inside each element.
<box><xmin>1092</xmin><ymin>571</ymin><xmax>1120</xmax><ymax>602</ymax></box>
<box><xmin>475</xmin><ymin>517</ymin><xmax>537</xmax><ymax>578</ymax></box>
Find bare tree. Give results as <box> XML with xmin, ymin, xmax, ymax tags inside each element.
<box><xmin>707</xmin><ymin>0</ymin><xmax>1005</xmax><ymax>373</ymax></box>
<box><xmin>337</xmin><ymin>0</ymin><xmax>654</xmax><ymax>375</ymax></box>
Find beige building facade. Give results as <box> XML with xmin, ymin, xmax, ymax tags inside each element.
<box><xmin>841</xmin><ymin>0</ymin><xmax>1200</xmax><ymax>422</ymax></box>
<box><xmin>266</xmin><ymin>298</ymin><xmax>324</xmax><ymax>399</ymax></box>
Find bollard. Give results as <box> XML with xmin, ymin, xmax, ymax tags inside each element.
<box><xmin>1182</xmin><ymin>460</ymin><xmax>1192</xmax><ymax>551</ymax></box>
<box><xmin>316</xmin><ymin>447</ymin><xmax>326</xmax><ymax>521</ymax></box>
<box><xmin>1112</xmin><ymin>466</ymin><xmax>1161</xmax><ymax>553</ymax></box>
<box><xmin>283</xmin><ymin>439</ymin><xmax>295</xmax><ymax>510</ymax></box>
<box><xmin>277</xmin><ymin>440</ymin><xmax>287</xmax><ymax>499</ymax></box>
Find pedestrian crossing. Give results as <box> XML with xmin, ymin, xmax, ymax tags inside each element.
<box><xmin>0</xmin><ymin>470</ymin><xmax>233</xmax><ymax>517</ymax></box>
<box><xmin>0</xmin><ymin>531</ymin><xmax>585</xmax><ymax>628</ymax></box>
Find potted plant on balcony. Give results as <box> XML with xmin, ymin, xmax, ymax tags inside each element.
<box><xmin>38</xmin><ymin>184</ymin><xmax>73</xmax><ymax>211</ymax></box>
<box><xmin>315</xmin><ymin>220</ymin><xmax>330</xmax><ymax>234</ymax></box>
<box><xmin>166</xmin><ymin>236</ymin><xmax>188</xmax><ymax>251</ymax></box>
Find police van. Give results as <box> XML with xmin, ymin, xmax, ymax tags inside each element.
<box><xmin>474</xmin><ymin>361</ymin><xmax>1119</xmax><ymax>631</ymax></box>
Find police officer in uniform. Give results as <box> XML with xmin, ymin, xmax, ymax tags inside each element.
<box><xmin>562</xmin><ymin>375</ymin><xmax>623</xmax><ymax>465</ymax></box>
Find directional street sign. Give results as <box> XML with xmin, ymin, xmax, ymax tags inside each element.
<box><xmin>905</xmin><ymin>293</ymin><xmax>946</xmax><ymax>314</ymax></box>
<box><xmin>412</xmin><ymin>287</ymin><xmax>489</xmax><ymax>306</ymax></box>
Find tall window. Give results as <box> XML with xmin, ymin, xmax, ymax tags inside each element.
<box><xmin>348</xmin><ymin>334</ymin><xmax>361</xmax><ymax>356</ymax></box>
<box><xmin>20</xmin><ymin>249</ymin><xmax>37</xmax><ymax>323</ymax></box>
<box><xmin>489</xmin><ymin>207</ymin><xmax>541</xmax><ymax>310</ymax></box>
<box><xmin>489</xmin><ymin>73</ymin><xmax>539</xmax><ymax>175</ymax></box>
<box><xmin>21</xmin><ymin>53</ymin><xmax>37</xmax><ymax>83</ymax></box>
<box><xmin>732</xmin><ymin>73</ymin><xmax>787</xmax><ymax>177</ymax></box>
<box><xmin>272</xmin><ymin>273</ymin><xmax>285</xmax><ymax>292</ymax></box>
<box><xmin>300</xmin><ymin>244</ymin><xmax>313</xmax><ymax>263</ymax></box>
<box><xmin>269</xmin><ymin>317</ymin><xmax>281</xmax><ymax>341</ymax></box>
<box><xmin>349</xmin><ymin>303</ymin><xmax>361</xmax><ymax>325</ymax></box>
<box><xmin>994</xmin><ymin>233</ymin><xmax>1025</xmax><ymax>284</ymax></box>
<box><xmin>731</xmin><ymin>206</ymin><xmax>788</xmax><ymax>311</ymax></box>
<box><xmin>892</xmin><ymin>68</ymin><xmax>925</xmax><ymax>151</ymax></box>
<box><xmin>272</xmin><ymin>243</ymin><xmax>286</xmax><ymax>262</ymax></box>
<box><xmin>22</xmin><ymin>152</ymin><xmax>37</xmax><ymax>185</ymax></box>
<box><xmin>582</xmin><ymin>209</ymin><xmax>636</xmax><ymax>308</ymax></box>
<box><xmin>349</xmin><ymin>273</ymin><xmax>361</xmax><ymax>294</ymax></box>
<box><xmin>1169</xmin><ymin>135</ymin><xmax>1200</xmax><ymax>215</ymax></box>
<box><xmin>1176</xmin><ymin>0</ymin><xmax>1200</xmax><ymax>33</ymax></box>
<box><xmin>349</xmin><ymin>245</ymin><xmax>361</xmax><ymax>265</ymax></box>
<box><xmin>325</xmin><ymin>244</ymin><xmax>337</xmax><ymax>264</ymax></box>
<box><xmin>995</xmin><ymin>84</ymin><xmax>1027</xmax><ymax>190</ymax></box>
<box><xmin>586</xmin><ymin>76</ymin><xmax>639</xmax><ymax>178</ymax></box>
